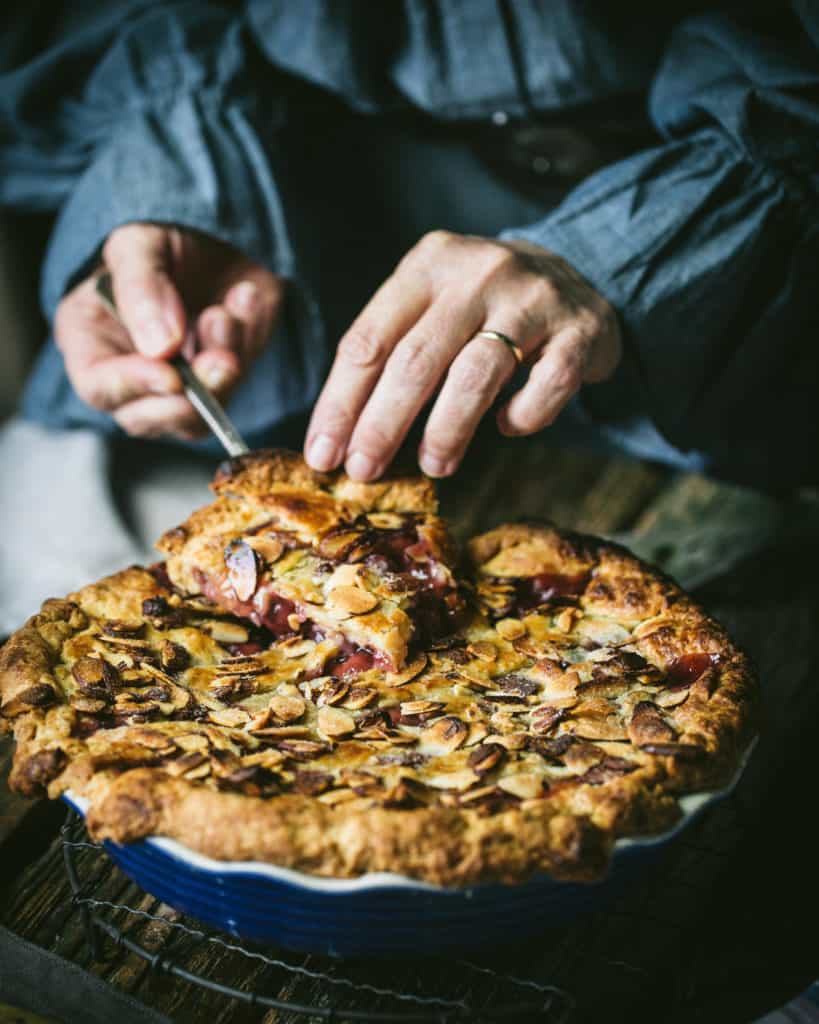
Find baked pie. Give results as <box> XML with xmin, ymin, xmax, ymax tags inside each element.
<box><xmin>0</xmin><ymin>452</ymin><xmax>757</xmax><ymax>886</ymax></box>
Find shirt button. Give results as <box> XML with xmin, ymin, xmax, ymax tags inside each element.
<box><xmin>491</xmin><ymin>110</ymin><xmax>509</xmax><ymax>126</ymax></box>
<box><xmin>532</xmin><ymin>155</ymin><xmax>553</xmax><ymax>175</ymax></box>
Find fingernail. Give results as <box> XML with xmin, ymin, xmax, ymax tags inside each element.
<box><xmin>420</xmin><ymin>453</ymin><xmax>448</xmax><ymax>478</ymax></box>
<box><xmin>307</xmin><ymin>433</ymin><xmax>340</xmax><ymax>471</ymax></box>
<box><xmin>232</xmin><ymin>281</ymin><xmax>259</xmax><ymax>315</ymax></box>
<box><xmin>202</xmin><ymin>363</ymin><xmax>233</xmax><ymax>391</ymax></box>
<box><xmin>346</xmin><ymin>451</ymin><xmax>378</xmax><ymax>481</ymax></box>
<box><xmin>141</xmin><ymin>318</ymin><xmax>175</xmax><ymax>357</ymax></box>
<box><xmin>210</xmin><ymin>311</ymin><xmax>231</xmax><ymax>347</ymax></box>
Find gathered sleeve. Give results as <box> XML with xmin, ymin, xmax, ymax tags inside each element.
<box><xmin>500</xmin><ymin>6</ymin><xmax>819</xmax><ymax>486</ymax></box>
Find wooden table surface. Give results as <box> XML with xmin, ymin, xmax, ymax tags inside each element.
<box><xmin>2</xmin><ymin>436</ymin><xmax>818</xmax><ymax>1024</ymax></box>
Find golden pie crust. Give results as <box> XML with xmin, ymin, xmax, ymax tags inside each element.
<box><xmin>0</xmin><ymin>454</ymin><xmax>757</xmax><ymax>887</ymax></box>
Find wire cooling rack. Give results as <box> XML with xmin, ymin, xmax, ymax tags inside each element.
<box><xmin>60</xmin><ymin>810</ymin><xmax>575</xmax><ymax>1022</ymax></box>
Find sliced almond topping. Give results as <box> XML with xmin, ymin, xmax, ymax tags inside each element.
<box><xmin>632</xmin><ymin>614</ymin><xmax>673</xmax><ymax>639</ymax></box>
<box><xmin>554</xmin><ymin>607</ymin><xmax>579</xmax><ymax>633</ymax></box>
<box><xmin>627</xmin><ymin>701</ymin><xmax>676</xmax><ymax>745</ymax></box>
<box><xmin>366</xmin><ymin>512</ymin><xmax>405</xmax><ymax>529</ymax></box>
<box><xmin>384</xmin><ymin>653</ymin><xmax>428</xmax><ymax>687</ymax></box>
<box><xmin>159</xmin><ymin>639</ymin><xmax>189</xmax><ymax>673</ymax></box>
<box><xmin>252</xmin><ymin>725</ymin><xmax>311</xmax><ymax>738</ymax></box>
<box><xmin>495</xmin><ymin>618</ymin><xmax>526</xmax><ymax>640</ymax></box>
<box><xmin>468</xmin><ymin>743</ymin><xmax>506</xmax><ymax>775</ymax></box>
<box><xmin>246</xmin><ymin>708</ymin><xmax>272</xmax><ymax>732</ymax></box>
<box><xmin>421</xmin><ymin>715</ymin><xmax>468</xmax><ymax>754</ymax></box>
<box><xmin>654</xmin><ymin>688</ymin><xmax>689</xmax><ymax>709</ymax></box>
<box><xmin>530</xmin><ymin>705</ymin><xmax>567</xmax><ymax>735</ymax></box>
<box><xmin>317</xmin><ymin>705</ymin><xmax>356</xmax><ymax>738</ymax></box>
<box><xmin>279</xmin><ymin>637</ymin><xmax>315</xmax><ymax>659</ymax></box>
<box><xmin>497</xmin><ymin>773</ymin><xmax>545</xmax><ymax>799</ymax></box>
<box><xmin>241</xmin><ymin>749</ymin><xmax>286</xmax><ymax>770</ymax></box>
<box><xmin>208</xmin><ymin>707</ymin><xmax>251</xmax><ymax>729</ymax></box>
<box><xmin>327</xmin><ymin>563</ymin><xmax>368</xmax><ymax>589</ymax></box>
<box><xmin>204</xmin><ymin>620</ymin><xmax>249</xmax><ymax>644</ymax></box>
<box><xmin>465</xmin><ymin>722</ymin><xmax>489</xmax><ymax>747</ymax></box>
<box><xmin>459</xmin><ymin>784</ymin><xmax>500</xmax><ymax>804</ymax></box>
<box><xmin>173</xmin><ymin>733</ymin><xmax>209</xmax><ymax>752</ymax></box>
<box><xmin>400</xmin><ymin>699</ymin><xmax>445</xmax><ymax>716</ymax></box>
<box><xmin>245</xmin><ymin>535</ymin><xmax>285</xmax><ymax>564</ymax></box>
<box><xmin>318</xmin><ymin>680</ymin><xmax>350</xmax><ymax>706</ymax></box>
<box><xmin>268</xmin><ymin>694</ymin><xmax>306</xmax><ymax>722</ymax></box>
<box><xmin>343</xmin><ymin>686</ymin><xmax>378</xmax><ymax>710</ymax></box>
<box><xmin>488</xmin><ymin>731</ymin><xmax>528</xmax><ymax>751</ymax></box>
<box><xmin>286</xmin><ymin>613</ymin><xmax>302</xmax><ymax>632</ymax></box>
<box><xmin>424</xmin><ymin>769</ymin><xmax>479</xmax><ymax>791</ymax></box>
<box><xmin>570</xmin><ymin>713</ymin><xmax>628</xmax><ymax>742</ymax></box>
<box><xmin>70</xmin><ymin>696</ymin><xmax>107</xmax><ymax>714</ymax></box>
<box><xmin>183</xmin><ymin>761</ymin><xmax>212</xmax><ymax>781</ymax></box>
<box><xmin>317</xmin><ymin>787</ymin><xmax>358</xmax><ymax>806</ymax></box>
<box><xmin>224</xmin><ymin>539</ymin><xmax>259</xmax><ymax>602</ymax></box>
<box><xmin>467</xmin><ymin>641</ymin><xmax>497</xmax><ymax>662</ymax></box>
<box><xmin>327</xmin><ymin>585</ymin><xmax>379</xmax><ymax>616</ymax></box>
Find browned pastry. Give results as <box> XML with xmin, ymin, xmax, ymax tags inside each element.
<box><xmin>0</xmin><ymin>456</ymin><xmax>757</xmax><ymax>887</ymax></box>
<box><xmin>156</xmin><ymin>450</ymin><xmax>464</xmax><ymax>672</ymax></box>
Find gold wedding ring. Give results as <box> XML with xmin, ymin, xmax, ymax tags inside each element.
<box><xmin>475</xmin><ymin>329</ymin><xmax>524</xmax><ymax>365</ymax></box>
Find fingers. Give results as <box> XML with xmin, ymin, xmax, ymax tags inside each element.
<box><xmin>113</xmin><ymin>394</ymin><xmax>207</xmax><ymax>441</ymax></box>
<box><xmin>497</xmin><ymin>326</ymin><xmax>588</xmax><ymax>436</ymax></box>
<box><xmin>55</xmin><ymin>276</ymin><xmax>182</xmax><ymax>412</ymax></box>
<box><xmin>103</xmin><ymin>224</ymin><xmax>186</xmax><ymax>358</ymax></box>
<box><xmin>342</xmin><ymin>294</ymin><xmax>484</xmax><ymax>480</ymax></box>
<box><xmin>223</xmin><ymin>273</ymin><xmax>284</xmax><ymax>363</ymax></box>
<box><xmin>418</xmin><ymin>332</ymin><xmax>520</xmax><ymax>477</ymax></box>
<box><xmin>304</xmin><ymin>269</ymin><xmax>430</xmax><ymax>473</ymax></box>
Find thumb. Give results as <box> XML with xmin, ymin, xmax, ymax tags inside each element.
<box><xmin>103</xmin><ymin>224</ymin><xmax>186</xmax><ymax>358</ymax></box>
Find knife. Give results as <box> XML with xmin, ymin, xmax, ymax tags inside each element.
<box><xmin>94</xmin><ymin>271</ymin><xmax>250</xmax><ymax>458</ymax></box>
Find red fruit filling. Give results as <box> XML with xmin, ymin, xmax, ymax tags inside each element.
<box><xmin>666</xmin><ymin>653</ymin><xmax>720</xmax><ymax>688</ymax></box>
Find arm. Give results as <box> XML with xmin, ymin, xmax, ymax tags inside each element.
<box><xmin>1</xmin><ymin>2</ymin><xmax>296</xmax><ymax>438</ymax></box>
<box><xmin>306</xmin><ymin>5</ymin><xmax>819</xmax><ymax>487</ymax></box>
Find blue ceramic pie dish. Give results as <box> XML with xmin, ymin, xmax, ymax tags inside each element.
<box><xmin>62</xmin><ymin>742</ymin><xmax>753</xmax><ymax>958</ymax></box>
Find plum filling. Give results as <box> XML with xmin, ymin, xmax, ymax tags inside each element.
<box><xmin>515</xmin><ymin>571</ymin><xmax>590</xmax><ymax>610</ymax></box>
<box><xmin>666</xmin><ymin>653</ymin><xmax>720</xmax><ymax>688</ymax></box>
<box><xmin>325</xmin><ymin>644</ymin><xmax>381</xmax><ymax>678</ymax></box>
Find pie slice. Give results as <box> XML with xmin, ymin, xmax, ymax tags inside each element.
<box><xmin>156</xmin><ymin>450</ymin><xmax>465</xmax><ymax>673</ymax></box>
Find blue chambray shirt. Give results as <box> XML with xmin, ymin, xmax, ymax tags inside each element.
<box><xmin>1</xmin><ymin>1</ymin><xmax>818</xmax><ymax>485</ymax></box>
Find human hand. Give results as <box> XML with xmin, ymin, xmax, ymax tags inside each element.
<box><xmin>55</xmin><ymin>223</ymin><xmax>284</xmax><ymax>439</ymax></box>
<box><xmin>305</xmin><ymin>232</ymin><xmax>621</xmax><ymax>480</ymax></box>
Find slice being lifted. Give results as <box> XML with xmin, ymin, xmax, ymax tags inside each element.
<box><xmin>157</xmin><ymin>451</ymin><xmax>465</xmax><ymax>673</ymax></box>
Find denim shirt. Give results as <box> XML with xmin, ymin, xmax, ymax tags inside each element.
<box><xmin>2</xmin><ymin>1</ymin><xmax>819</xmax><ymax>484</ymax></box>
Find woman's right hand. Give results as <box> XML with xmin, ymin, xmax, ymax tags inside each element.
<box><xmin>55</xmin><ymin>223</ymin><xmax>284</xmax><ymax>439</ymax></box>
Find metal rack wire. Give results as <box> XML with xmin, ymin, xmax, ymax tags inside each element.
<box><xmin>60</xmin><ymin>810</ymin><xmax>575</xmax><ymax>1023</ymax></box>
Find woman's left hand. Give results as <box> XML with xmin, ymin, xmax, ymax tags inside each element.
<box><xmin>304</xmin><ymin>232</ymin><xmax>621</xmax><ymax>481</ymax></box>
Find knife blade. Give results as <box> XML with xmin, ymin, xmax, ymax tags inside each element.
<box><xmin>94</xmin><ymin>271</ymin><xmax>250</xmax><ymax>458</ymax></box>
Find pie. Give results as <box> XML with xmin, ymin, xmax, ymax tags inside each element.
<box><xmin>0</xmin><ymin>451</ymin><xmax>757</xmax><ymax>886</ymax></box>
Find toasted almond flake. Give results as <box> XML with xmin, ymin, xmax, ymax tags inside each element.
<box><xmin>384</xmin><ymin>653</ymin><xmax>428</xmax><ymax>687</ymax></box>
<box><xmin>327</xmin><ymin>563</ymin><xmax>368</xmax><ymax>589</ymax></box>
<box><xmin>366</xmin><ymin>512</ymin><xmax>404</xmax><ymax>529</ymax></box>
<box><xmin>467</xmin><ymin>641</ymin><xmax>497</xmax><ymax>662</ymax></box>
<box><xmin>183</xmin><ymin>762</ymin><xmax>212</xmax><ymax>781</ymax></box>
<box><xmin>279</xmin><ymin>637</ymin><xmax>315</xmax><ymax>659</ymax></box>
<box><xmin>286</xmin><ymin>613</ymin><xmax>302</xmax><ymax>631</ymax></box>
<box><xmin>488</xmin><ymin>731</ymin><xmax>528</xmax><ymax>751</ymax></box>
<box><xmin>424</xmin><ymin>769</ymin><xmax>479</xmax><ymax>791</ymax></box>
<box><xmin>317</xmin><ymin>787</ymin><xmax>358</xmax><ymax>806</ymax></box>
<box><xmin>241</xmin><ymin>749</ymin><xmax>286</xmax><ymax>769</ymax></box>
<box><xmin>570</xmin><ymin>715</ymin><xmax>629</xmax><ymax>742</ymax></box>
<box><xmin>204</xmin><ymin>620</ymin><xmax>249</xmax><ymax>644</ymax></box>
<box><xmin>327</xmin><ymin>585</ymin><xmax>379</xmax><ymax>615</ymax></box>
<box><xmin>317</xmin><ymin>705</ymin><xmax>356</xmax><ymax>738</ymax></box>
<box><xmin>269</xmin><ymin>694</ymin><xmax>306</xmax><ymax>722</ymax></box>
<box><xmin>70</xmin><ymin>696</ymin><xmax>107</xmax><ymax>714</ymax></box>
<box><xmin>342</xmin><ymin>686</ymin><xmax>378</xmax><ymax>710</ymax></box>
<box><xmin>496</xmin><ymin>618</ymin><xmax>526</xmax><ymax>640</ymax></box>
<box><xmin>318</xmin><ymin>680</ymin><xmax>350</xmax><ymax>707</ymax></box>
<box><xmin>252</xmin><ymin>725</ymin><xmax>311</xmax><ymax>738</ymax></box>
<box><xmin>400</xmin><ymin>699</ymin><xmax>445</xmax><ymax>716</ymax></box>
<box><xmin>208</xmin><ymin>708</ymin><xmax>251</xmax><ymax>729</ymax></box>
<box><xmin>459</xmin><ymin>784</ymin><xmax>499</xmax><ymax>804</ymax></box>
<box><xmin>655</xmin><ymin>688</ymin><xmax>689</xmax><ymax>709</ymax></box>
<box><xmin>632</xmin><ymin>614</ymin><xmax>673</xmax><ymax>639</ymax></box>
<box><xmin>420</xmin><ymin>715</ymin><xmax>468</xmax><ymax>754</ymax></box>
<box><xmin>246</xmin><ymin>708</ymin><xmax>272</xmax><ymax>731</ymax></box>
<box><xmin>245</xmin><ymin>535</ymin><xmax>285</xmax><ymax>564</ymax></box>
<box><xmin>554</xmin><ymin>607</ymin><xmax>579</xmax><ymax>633</ymax></box>
<box><xmin>497</xmin><ymin>773</ymin><xmax>545</xmax><ymax>799</ymax></box>
<box><xmin>465</xmin><ymin>722</ymin><xmax>489</xmax><ymax>746</ymax></box>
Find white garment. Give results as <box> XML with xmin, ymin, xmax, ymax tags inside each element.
<box><xmin>0</xmin><ymin>419</ymin><xmax>215</xmax><ymax>635</ymax></box>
